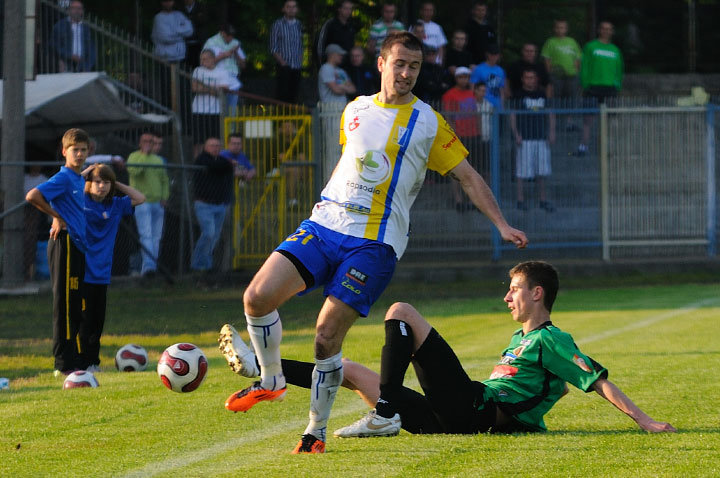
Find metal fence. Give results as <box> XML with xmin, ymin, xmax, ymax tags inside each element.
<box><xmin>2</xmin><ymin>100</ymin><xmax>719</xmax><ymax>287</ymax></box>
<box><xmin>315</xmin><ymin>98</ymin><xmax>719</xmax><ymax>263</ymax></box>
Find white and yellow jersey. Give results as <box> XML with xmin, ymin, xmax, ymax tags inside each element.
<box><xmin>309</xmin><ymin>94</ymin><xmax>468</xmax><ymax>259</ymax></box>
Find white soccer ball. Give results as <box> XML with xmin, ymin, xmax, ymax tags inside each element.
<box><xmin>115</xmin><ymin>344</ymin><xmax>149</xmax><ymax>372</ymax></box>
<box><xmin>157</xmin><ymin>343</ymin><xmax>208</xmax><ymax>393</ymax></box>
<box><xmin>63</xmin><ymin>370</ymin><xmax>99</xmax><ymax>389</ymax></box>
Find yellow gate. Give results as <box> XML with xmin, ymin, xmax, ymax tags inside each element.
<box><xmin>225</xmin><ymin>105</ymin><xmax>315</xmax><ymax>268</ymax></box>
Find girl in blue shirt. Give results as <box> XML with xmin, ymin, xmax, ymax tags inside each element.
<box><xmin>79</xmin><ymin>164</ymin><xmax>145</xmax><ymax>371</ymax></box>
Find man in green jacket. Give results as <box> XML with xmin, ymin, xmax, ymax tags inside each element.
<box><xmin>577</xmin><ymin>21</ymin><xmax>623</xmax><ymax>156</ymax></box>
<box><xmin>127</xmin><ymin>132</ymin><xmax>169</xmax><ymax>276</ymax></box>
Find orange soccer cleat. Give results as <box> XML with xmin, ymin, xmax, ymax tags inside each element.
<box><xmin>225</xmin><ymin>381</ymin><xmax>287</xmax><ymax>412</ymax></box>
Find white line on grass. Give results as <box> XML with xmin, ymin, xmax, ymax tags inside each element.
<box><xmin>123</xmin><ymin>296</ymin><xmax>718</xmax><ymax>476</ymax></box>
<box><xmin>120</xmin><ymin>400</ymin><xmax>368</xmax><ymax>478</ymax></box>
<box><xmin>576</xmin><ymin>297</ymin><xmax>719</xmax><ymax>345</ymax></box>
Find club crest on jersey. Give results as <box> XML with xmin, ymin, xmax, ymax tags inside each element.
<box><xmin>345</xmin><ymin>267</ymin><xmax>368</xmax><ymax>286</ymax></box>
<box><xmin>394</xmin><ymin>126</ymin><xmax>409</xmax><ymax>145</ymax></box>
<box><xmin>348</xmin><ymin>116</ymin><xmax>360</xmax><ymax>131</ymax></box>
<box><xmin>512</xmin><ymin>345</ymin><xmax>526</xmax><ymax>357</ymax></box>
<box><xmin>573</xmin><ymin>354</ymin><xmax>593</xmax><ymax>373</ymax></box>
<box><xmin>354</xmin><ymin>150</ymin><xmax>391</xmax><ymax>184</ymax></box>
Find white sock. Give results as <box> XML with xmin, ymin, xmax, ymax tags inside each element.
<box><xmin>245</xmin><ymin>311</ymin><xmax>285</xmax><ymax>390</ymax></box>
<box><xmin>303</xmin><ymin>352</ymin><xmax>343</xmax><ymax>443</ymax></box>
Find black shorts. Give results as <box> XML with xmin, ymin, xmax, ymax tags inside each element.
<box><xmin>582</xmin><ymin>85</ymin><xmax>618</xmax><ymax>106</ymax></box>
<box><xmin>392</xmin><ymin>328</ymin><xmax>497</xmax><ymax>434</ymax></box>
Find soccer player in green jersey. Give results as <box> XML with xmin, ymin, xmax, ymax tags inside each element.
<box><xmin>221</xmin><ymin>261</ymin><xmax>675</xmax><ymax>437</ymax></box>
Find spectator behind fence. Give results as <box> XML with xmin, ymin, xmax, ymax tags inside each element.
<box><xmin>445</xmin><ymin>29</ymin><xmax>474</xmax><ymax>83</ymax></box>
<box><xmin>464</xmin><ymin>1</ymin><xmax>497</xmax><ymax>66</ymax></box>
<box><xmin>180</xmin><ymin>0</ymin><xmax>209</xmax><ymax>68</ymax></box>
<box><xmin>50</xmin><ymin>0</ymin><xmax>96</xmax><ymax>72</ymax></box>
<box><xmin>367</xmin><ymin>2</ymin><xmax>404</xmax><ymax>61</ymax></box>
<box><xmin>346</xmin><ymin>46</ymin><xmax>379</xmax><ymax>98</ymax></box>
<box><xmin>220</xmin><ymin>133</ymin><xmax>256</xmax><ymax>185</ymax></box>
<box><xmin>191</xmin><ymin>49</ymin><xmax>241</xmax><ymax>152</ymax></box>
<box><xmin>270</xmin><ymin>0</ymin><xmax>304</xmax><ymax>104</ymax></box>
<box><xmin>442</xmin><ymin>67</ymin><xmax>479</xmax><ymax>212</ymax></box>
<box><xmin>191</xmin><ymin>137</ymin><xmax>240</xmax><ymax>272</ymax></box>
<box><xmin>316</xmin><ymin>0</ymin><xmax>356</xmax><ymax>68</ymax></box>
<box><xmin>413</xmin><ymin>46</ymin><xmax>449</xmax><ymax>104</ymax></box>
<box><xmin>126</xmin><ymin>132</ymin><xmax>169</xmax><ymax>277</ymax></box>
<box><xmin>24</xmin><ymin>166</ymin><xmax>51</xmax><ymax>281</ymax></box>
<box><xmin>541</xmin><ymin>19</ymin><xmax>582</xmax><ymax>100</ymax></box>
<box><xmin>318</xmin><ymin>44</ymin><xmax>356</xmax><ymax>104</ymax></box>
<box><xmin>151</xmin><ymin>0</ymin><xmax>193</xmax><ymax>63</ymax></box>
<box><xmin>470</xmin><ymin>43</ymin><xmax>504</xmax><ymax>109</ymax></box>
<box><xmin>276</xmin><ymin>121</ymin><xmax>307</xmax><ymax>209</ymax></box>
<box><xmin>577</xmin><ymin>21</ymin><xmax>623</xmax><ymax>156</ymax></box>
<box><xmin>506</xmin><ymin>43</ymin><xmax>551</xmax><ymax>98</ymax></box>
<box><xmin>203</xmin><ymin>24</ymin><xmax>246</xmax><ymax>90</ymax></box>
<box><xmin>474</xmin><ymin>81</ymin><xmax>493</xmax><ymax>179</ymax></box>
<box><xmin>510</xmin><ymin>69</ymin><xmax>556</xmax><ymax>212</ymax></box>
<box><xmin>416</xmin><ymin>2</ymin><xmax>447</xmax><ymax>65</ymax></box>
<box><xmin>85</xmin><ymin>139</ymin><xmax>125</xmax><ymax>172</ymax></box>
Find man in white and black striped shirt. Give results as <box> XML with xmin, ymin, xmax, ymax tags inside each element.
<box><xmin>270</xmin><ymin>0</ymin><xmax>304</xmax><ymax>104</ymax></box>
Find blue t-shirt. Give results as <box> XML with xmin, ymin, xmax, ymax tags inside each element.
<box><xmin>84</xmin><ymin>194</ymin><xmax>134</xmax><ymax>284</ymax></box>
<box><xmin>219</xmin><ymin>149</ymin><xmax>255</xmax><ymax>172</ymax></box>
<box><xmin>36</xmin><ymin>167</ymin><xmax>87</xmax><ymax>252</ymax></box>
<box><xmin>470</xmin><ymin>63</ymin><xmax>506</xmax><ymax>109</ymax></box>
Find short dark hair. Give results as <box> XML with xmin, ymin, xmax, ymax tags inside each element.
<box><xmin>62</xmin><ymin>128</ymin><xmax>89</xmax><ymax>150</ymax></box>
<box><xmin>228</xmin><ymin>132</ymin><xmax>243</xmax><ymax>141</ymax></box>
<box><xmin>509</xmin><ymin>261</ymin><xmax>559</xmax><ymax>312</ymax></box>
<box><xmin>474</xmin><ymin>81</ymin><xmax>487</xmax><ymax>88</ymax></box>
<box><xmin>380</xmin><ymin>31</ymin><xmax>423</xmax><ymax>60</ymax></box>
<box><xmin>220</xmin><ymin>23</ymin><xmax>236</xmax><ymax>36</ymax></box>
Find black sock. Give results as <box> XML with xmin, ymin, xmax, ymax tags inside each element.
<box><xmin>279</xmin><ymin>358</ymin><xmax>314</xmax><ymax>389</ymax></box>
<box><xmin>376</xmin><ymin>319</ymin><xmax>413</xmax><ymax>418</ymax></box>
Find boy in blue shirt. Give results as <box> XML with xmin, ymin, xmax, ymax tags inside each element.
<box><xmin>26</xmin><ymin>128</ymin><xmax>90</xmax><ymax>375</ymax></box>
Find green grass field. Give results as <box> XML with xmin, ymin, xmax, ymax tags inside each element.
<box><xmin>1</xmin><ymin>277</ymin><xmax>719</xmax><ymax>477</ymax></box>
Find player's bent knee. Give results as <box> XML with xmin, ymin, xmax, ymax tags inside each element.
<box><xmin>243</xmin><ymin>285</ymin><xmax>275</xmax><ymax>316</ymax></box>
<box><xmin>385</xmin><ymin>302</ymin><xmax>419</xmax><ymax>322</ymax></box>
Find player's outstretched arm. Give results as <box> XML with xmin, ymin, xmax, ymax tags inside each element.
<box><xmin>448</xmin><ymin>160</ymin><xmax>528</xmax><ymax>249</ymax></box>
<box><xmin>591</xmin><ymin>378</ymin><xmax>676</xmax><ymax>433</ymax></box>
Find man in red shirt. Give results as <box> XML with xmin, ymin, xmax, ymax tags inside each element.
<box><xmin>442</xmin><ymin>67</ymin><xmax>480</xmax><ymax>211</ymax></box>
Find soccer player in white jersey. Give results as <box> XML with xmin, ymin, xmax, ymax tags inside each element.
<box><xmin>220</xmin><ymin>31</ymin><xmax>529</xmax><ymax>454</ymax></box>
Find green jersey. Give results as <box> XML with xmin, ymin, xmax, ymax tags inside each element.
<box><xmin>580</xmin><ymin>39</ymin><xmax>623</xmax><ymax>90</ymax></box>
<box><xmin>541</xmin><ymin>36</ymin><xmax>582</xmax><ymax>77</ymax></box>
<box><xmin>482</xmin><ymin>321</ymin><xmax>607</xmax><ymax>432</ymax></box>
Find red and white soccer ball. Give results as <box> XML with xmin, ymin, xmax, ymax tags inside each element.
<box><xmin>157</xmin><ymin>343</ymin><xmax>208</xmax><ymax>393</ymax></box>
<box><xmin>63</xmin><ymin>370</ymin><xmax>99</xmax><ymax>389</ymax></box>
<box><xmin>115</xmin><ymin>344</ymin><xmax>149</xmax><ymax>372</ymax></box>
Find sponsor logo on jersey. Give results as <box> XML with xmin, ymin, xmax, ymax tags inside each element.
<box><xmin>520</xmin><ymin>338</ymin><xmax>532</xmax><ymax>346</ymax></box>
<box><xmin>348</xmin><ymin>115</ymin><xmax>360</xmax><ymax>131</ymax></box>
<box><xmin>351</xmin><ymin>103</ymin><xmax>370</xmax><ymax>114</ymax></box>
<box><xmin>499</xmin><ymin>351</ymin><xmax>517</xmax><ymax>365</ymax></box>
<box><xmin>341</xmin><ymin>278</ymin><xmax>363</xmax><ymax>295</ymax></box>
<box><xmin>573</xmin><ymin>354</ymin><xmax>593</xmax><ymax>373</ymax></box>
<box><xmin>489</xmin><ymin>364</ymin><xmax>518</xmax><ymax>379</ymax></box>
<box><xmin>442</xmin><ymin>135</ymin><xmax>458</xmax><ymax>150</ymax></box>
<box><xmin>345</xmin><ymin>267</ymin><xmax>368</xmax><ymax>286</ymax></box>
<box><xmin>354</xmin><ymin>150</ymin><xmax>391</xmax><ymax>184</ymax></box>
<box><xmin>346</xmin><ymin>181</ymin><xmax>382</xmax><ymax>195</ymax></box>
